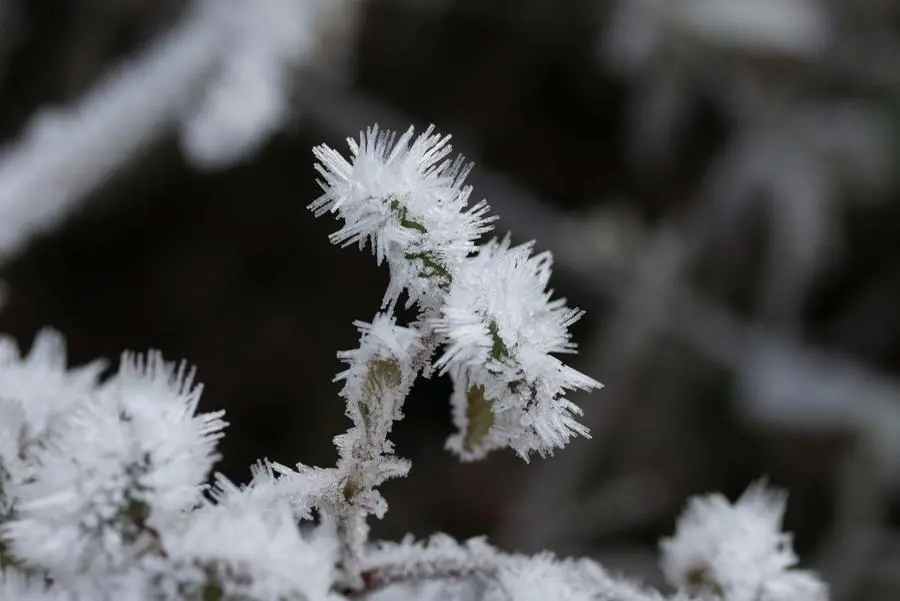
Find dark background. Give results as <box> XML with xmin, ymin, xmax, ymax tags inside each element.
<box><xmin>2</xmin><ymin>1</ymin><xmax>900</xmax><ymax>598</ymax></box>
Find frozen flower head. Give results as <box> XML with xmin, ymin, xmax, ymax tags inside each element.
<box><xmin>0</xmin><ymin>330</ymin><xmax>105</xmax><ymax>517</ymax></box>
<box><xmin>660</xmin><ymin>480</ymin><xmax>828</xmax><ymax>601</ymax></box>
<box><xmin>3</xmin><ymin>352</ymin><xmax>226</xmax><ymax>576</ymax></box>
<box><xmin>432</xmin><ymin>237</ymin><xmax>601</xmax><ymax>461</ymax></box>
<box><xmin>311</xmin><ymin>125</ymin><xmax>495</xmax><ymax>309</ymax></box>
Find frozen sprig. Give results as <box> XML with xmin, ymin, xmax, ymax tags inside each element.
<box><xmin>2</xmin><ymin>352</ymin><xmax>226</xmax><ymax>578</ymax></box>
<box><xmin>660</xmin><ymin>480</ymin><xmax>828</xmax><ymax>601</ymax></box>
<box><xmin>492</xmin><ymin>552</ymin><xmax>680</xmax><ymax>601</ymax></box>
<box><xmin>361</xmin><ymin>533</ymin><xmax>499</xmax><ymax>590</ymax></box>
<box><xmin>101</xmin><ymin>352</ymin><xmax>227</xmax><ymax>512</ymax></box>
<box><xmin>152</xmin><ymin>501</ymin><xmax>339</xmax><ymax>601</ymax></box>
<box><xmin>310</xmin><ymin>126</ymin><xmax>599</xmax><ymax>461</ymax></box>
<box><xmin>332</xmin><ymin>314</ymin><xmax>421</xmax><ymax>514</ymax></box>
<box><xmin>329</xmin><ymin>314</ymin><xmax>423</xmax><ymax>586</ymax></box>
<box><xmin>362</xmin><ymin>534</ymin><xmax>688</xmax><ymax>601</ymax></box>
<box><xmin>207</xmin><ymin>459</ymin><xmax>338</xmax><ymax>522</ymax></box>
<box><xmin>433</xmin><ymin>236</ymin><xmax>601</xmax><ymax>460</ymax></box>
<box><xmin>0</xmin><ymin>330</ymin><xmax>107</xmax><ymax>569</ymax></box>
<box><xmin>311</xmin><ymin>125</ymin><xmax>495</xmax><ymax>309</ymax></box>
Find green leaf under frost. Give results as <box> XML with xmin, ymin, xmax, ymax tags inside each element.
<box><xmin>487</xmin><ymin>321</ymin><xmax>509</xmax><ymax>360</ymax></box>
<box><xmin>359</xmin><ymin>358</ymin><xmax>403</xmax><ymax>432</ymax></box>
<box><xmin>404</xmin><ymin>252</ymin><xmax>452</xmax><ymax>289</ymax></box>
<box><xmin>362</xmin><ymin>358</ymin><xmax>402</xmax><ymax>402</ymax></box>
<box><xmin>463</xmin><ymin>385</ymin><xmax>494</xmax><ymax>452</ymax></box>
<box><xmin>389</xmin><ymin>198</ymin><xmax>427</xmax><ymax>234</ymax></box>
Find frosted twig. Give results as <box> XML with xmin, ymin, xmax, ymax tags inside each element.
<box><xmin>326</xmin><ymin>316</ymin><xmax>423</xmax><ymax>587</ymax></box>
<box><xmin>358</xmin><ymin>535</ymin><xmax>500</xmax><ymax>593</ymax></box>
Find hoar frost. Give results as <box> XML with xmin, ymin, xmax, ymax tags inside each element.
<box><xmin>0</xmin><ymin>125</ymin><xmax>828</xmax><ymax>601</ymax></box>
<box><xmin>660</xmin><ymin>481</ymin><xmax>828</xmax><ymax>601</ymax></box>
<box><xmin>311</xmin><ymin>126</ymin><xmax>601</xmax><ymax>460</ymax></box>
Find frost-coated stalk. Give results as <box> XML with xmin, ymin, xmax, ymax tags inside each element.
<box><xmin>309</xmin><ymin>124</ymin><xmax>602</xmax><ymax>585</ymax></box>
<box><xmin>327</xmin><ymin>316</ymin><xmax>421</xmax><ymax>587</ymax></box>
<box><xmin>0</xmin><ymin>124</ymin><xmax>828</xmax><ymax>601</ymax></box>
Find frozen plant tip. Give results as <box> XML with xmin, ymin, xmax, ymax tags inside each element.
<box><xmin>661</xmin><ymin>480</ymin><xmax>828</xmax><ymax>601</ymax></box>
<box><xmin>311</xmin><ymin>125</ymin><xmax>601</xmax><ymax>461</ymax></box>
<box><xmin>0</xmin><ymin>124</ymin><xmax>829</xmax><ymax>601</ymax></box>
<box><xmin>3</xmin><ymin>351</ymin><xmax>226</xmax><ymax>577</ymax></box>
<box><xmin>311</xmin><ymin>125</ymin><xmax>495</xmax><ymax>310</ymax></box>
<box><xmin>432</xmin><ymin>236</ymin><xmax>600</xmax><ymax>460</ymax></box>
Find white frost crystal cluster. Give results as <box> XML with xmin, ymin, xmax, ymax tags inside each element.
<box><xmin>432</xmin><ymin>237</ymin><xmax>599</xmax><ymax>459</ymax></box>
<box><xmin>311</xmin><ymin>125</ymin><xmax>494</xmax><ymax>310</ymax></box>
<box><xmin>660</xmin><ymin>481</ymin><xmax>828</xmax><ymax>601</ymax></box>
<box><xmin>312</xmin><ymin>126</ymin><xmax>600</xmax><ymax>459</ymax></box>
<box><xmin>0</xmin><ymin>125</ymin><xmax>828</xmax><ymax>601</ymax></box>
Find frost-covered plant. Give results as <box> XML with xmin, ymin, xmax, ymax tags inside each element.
<box><xmin>0</xmin><ymin>125</ymin><xmax>827</xmax><ymax>600</ymax></box>
<box><xmin>660</xmin><ymin>482</ymin><xmax>827</xmax><ymax>601</ymax></box>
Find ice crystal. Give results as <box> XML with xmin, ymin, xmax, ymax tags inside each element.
<box><xmin>433</xmin><ymin>237</ymin><xmax>601</xmax><ymax>459</ymax></box>
<box><xmin>660</xmin><ymin>481</ymin><xmax>827</xmax><ymax>601</ymax></box>
<box><xmin>311</xmin><ymin>125</ymin><xmax>494</xmax><ymax>309</ymax></box>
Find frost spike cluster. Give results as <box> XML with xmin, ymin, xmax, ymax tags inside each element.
<box><xmin>0</xmin><ymin>331</ymin><xmax>334</xmax><ymax>600</ymax></box>
<box><xmin>660</xmin><ymin>481</ymin><xmax>828</xmax><ymax>601</ymax></box>
<box><xmin>311</xmin><ymin>125</ymin><xmax>602</xmax><ymax>460</ymax></box>
<box><xmin>311</xmin><ymin>125</ymin><xmax>495</xmax><ymax>311</ymax></box>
